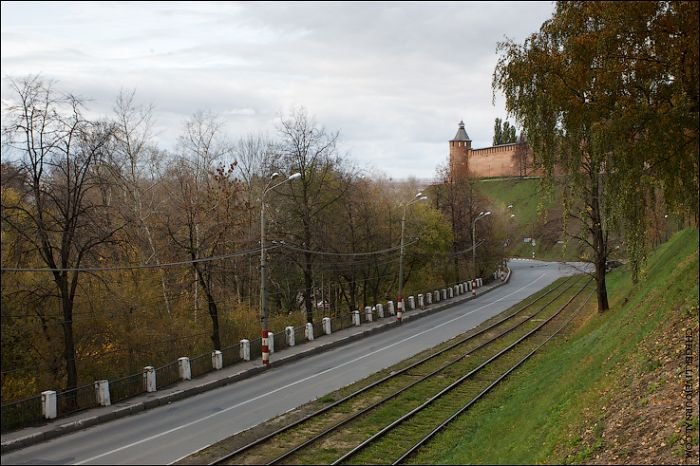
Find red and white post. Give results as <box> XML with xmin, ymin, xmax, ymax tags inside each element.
<box><xmin>471</xmin><ymin>280</ymin><xmax>477</xmax><ymax>297</ymax></box>
<box><xmin>262</xmin><ymin>329</ymin><xmax>270</xmax><ymax>367</ymax></box>
<box><xmin>397</xmin><ymin>297</ymin><xmax>403</xmax><ymax>323</ymax></box>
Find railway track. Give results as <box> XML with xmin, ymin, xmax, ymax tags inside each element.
<box><xmin>210</xmin><ymin>275</ymin><xmax>592</xmax><ymax>465</ymax></box>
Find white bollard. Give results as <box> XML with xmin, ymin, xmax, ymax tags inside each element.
<box><xmin>352</xmin><ymin>310</ymin><xmax>361</xmax><ymax>326</ymax></box>
<box><xmin>305</xmin><ymin>322</ymin><xmax>314</xmax><ymax>341</ymax></box>
<box><xmin>268</xmin><ymin>331</ymin><xmax>275</xmax><ymax>353</ymax></box>
<box><xmin>408</xmin><ymin>296</ymin><xmax>415</xmax><ymax>310</ymax></box>
<box><xmin>178</xmin><ymin>357</ymin><xmax>191</xmax><ymax>380</ymax></box>
<box><xmin>434</xmin><ymin>290</ymin><xmax>440</xmax><ymax>302</ymax></box>
<box><xmin>426</xmin><ymin>292</ymin><xmax>432</xmax><ymax>305</ymax></box>
<box><xmin>418</xmin><ymin>294</ymin><xmax>424</xmax><ymax>309</ymax></box>
<box><xmin>285</xmin><ymin>326</ymin><xmax>296</xmax><ymax>346</ymax></box>
<box><xmin>239</xmin><ymin>340</ymin><xmax>250</xmax><ymax>361</ymax></box>
<box><xmin>41</xmin><ymin>390</ymin><xmax>57</xmax><ymax>419</ymax></box>
<box><xmin>212</xmin><ymin>350</ymin><xmax>223</xmax><ymax>370</ymax></box>
<box><xmin>322</xmin><ymin>317</ymin><xmax>332</xmax><ymax>335</ymax></box>
<box><xmin>441</xmin><ymin>289</ymin><xmax>447</xmax><ymax>301</ymax></box>
<box><xmin>376</xmin><ymin>304</ymin><xmax>384</xmax><ymax>318</ymax></box>
<box><xmin>143</xmin><ymin>366</ymin><xmax>156</xmax><ymax>393</ymax></box>
<box><xmin>478</xmin><ymin>278</ymin><xmax>483</xmax><ymax>287</ymax></box>
<box><xmin>365</xmin><ymin>306</ymin><xmax>373</xmax><ymax>322</ymax></box>
<box><xmin>387</xmin><ymin>301</ymin><xmax>395</xmax><ymax>315</ymax></box>
<box><xmin>448</xmin><ymin>287</ymin><xmax>454</xmax><ymax>299</ymax></box>
<box><xmin>95</xmin><ymin>380</ymin><xmax>111</xmax><ymax>407</ymax></box>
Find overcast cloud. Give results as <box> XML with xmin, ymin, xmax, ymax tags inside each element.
<box><xmin>1</xmin><ymin>1</ymin><xmax>555</xmax><ymax>180</ymax></box>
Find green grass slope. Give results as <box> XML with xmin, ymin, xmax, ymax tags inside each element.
<box><xmin>477</xmin><ymin>177</ymin><xmax>582</xmax><ymax>261</ymax></box>
<box><xmin>410</xmin><ymin>228</ymin><xmax>699</xmax><ymax>465</ymax></box>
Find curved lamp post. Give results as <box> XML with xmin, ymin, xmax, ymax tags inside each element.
<box><xmin>398</xmin><ymin>192</ymin><xmax>428</xmax><ymax>322</ymax></box>
<box><xmin>261</xmin><ymin>172</ymin><xmax>301</xmax><ymax>367</ymax></box>
<box><xmin>472</xmin><ymin>211</ymin><xmax>491</xmax><ymax>278</ymax></box>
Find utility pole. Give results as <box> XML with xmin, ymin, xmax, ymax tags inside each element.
<box><xmin>260</xmin><ymin>172</ymin><xmax>301</xmax><ymax>367</ymax></box>
<box><xmin>472</xmin><ymin>211</ymin><xmax>491</xmax><ymax>277</ymax></box>
<box><xmin>398</xmin><ymin>192</ymin><xmax>428</xmax><ymax>323</ymax></box>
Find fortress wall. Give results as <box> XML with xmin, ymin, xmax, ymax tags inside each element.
<box><xmin>469</xmin><ymin>144</ymin><xmax>520</xmax><ymax>178</ymax></box>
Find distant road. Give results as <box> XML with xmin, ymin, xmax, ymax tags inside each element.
<box><xmin>1</xmin><ymin>260</ymin><xmax>587</xmax><ymax>465</ymax></box>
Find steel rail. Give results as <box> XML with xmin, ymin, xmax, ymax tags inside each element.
<box><xmin>332</xmin><ymin>278</ymin><xmax>592</xmax><ymax>465</ymax></box>
<box><xmin>209</xmin><ymin>275</ymin><xmax>575</xmax><ymax>465</ymax></box>
<box><xmin>393</xmin><ymin>290</ymin><xmax>594</xmax><ymax>464</ymax></box>
<box><xmin>266</xmin><ymin>277</ymin><xmax>583</xmax><ymax>465</ymax></box>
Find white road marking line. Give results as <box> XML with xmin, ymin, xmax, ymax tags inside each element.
<box><xmin>76</xmin><ymin>272</ymin><xmax>547</xmax><ymax>465</ymax></box>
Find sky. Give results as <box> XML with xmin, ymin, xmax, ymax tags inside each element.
<box><xmin>1</xmin><ymin>1</ymin><xmax>555</xmax><ymax>180</ymax></box>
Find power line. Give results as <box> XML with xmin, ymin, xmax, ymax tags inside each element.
<box><xmin>277</xmin><ymin>238</ymin><xmax>419</xmax><ymax>257</ymax></box>
<box><xmin>0</xmin><ymin>245</ymin><xmax>278</xmax><ymax>273</ymax></box>
<box><xmin>0</xmin><ymin>237</ymin><xmax>424</xmax><ymax>273</ymax></box>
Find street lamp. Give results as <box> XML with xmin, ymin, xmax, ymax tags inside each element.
<box><xmin>398</xmin><ymin>192</ymin><xmax>428</xmax><ymax>322</ymax></box>
<box><xmin>506</xmin><ymin>204</ymin><xmax>514</xmax><ymax>248</ymax></box>
<box><xmin>260</xmin><ymin>172</ymin><xmax>301</xmax><ymax>368</ymax></box>
<box><xmin>472</xmin><ymin>211</ymin><xmax>491</xmax><ymax>278</ymax></box>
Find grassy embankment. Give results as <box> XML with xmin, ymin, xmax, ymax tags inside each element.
<box><xmin>477</xmin><ymin>177</ymin><xmax>582</xmax><ymax>261</ymax></box>
<box><xmin>410</xmin><ymin>228</ymin><xmax>699</xmax><ymax>464</ymax></box>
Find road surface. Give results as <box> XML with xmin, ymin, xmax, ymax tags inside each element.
<box><xmin>1</xmin><ymin>259</ymin><xmax>588</xmax><ymax>465</ymax></box>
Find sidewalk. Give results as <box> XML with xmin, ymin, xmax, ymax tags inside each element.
<box><xmin>1</xmin><ymin>278</ymin><xmax>507</xmax><ymax>454</ymax></box>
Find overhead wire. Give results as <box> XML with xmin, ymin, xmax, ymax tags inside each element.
<box><xmin>0</xmin><ymin>245</ymin><xmax>279</xmax><ymax>273</ymax></box>
<box><xmin>276</xmin><ymin>238</ymin><xmax>419</xmax><ymax>257</ymax></box>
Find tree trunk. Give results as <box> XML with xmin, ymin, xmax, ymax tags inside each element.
<box><xmin>195</xmin><ymin>267</ymin><xmax>222</xmax><ymax>350</ymax></box>
<box><xmin>591</xmin><ymin>172</ymin><xmax>610</xmax><ymax>312</ymax></box>
<box><xmin>303</xmin><ymin>259</ymin><xmax>314</xmax><ymax>324</ymax></box>
<box><xmin>595</xmin><ymin>257</ymin><xmax>609</xmax><ymax>312</ymax></box>
<box><xmin>206</xmin><ymin>298</ymin><xmax>222</xmax><ymax>351</ymax></box>
<box><xmin>59</xmin><ymin>277</ymin><xmax>78</xmax><ymax>410</ymax></box>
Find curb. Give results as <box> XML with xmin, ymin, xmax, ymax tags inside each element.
<box><xmin>1</xmin><ymin>272</ymin><xmax>510</xmax><ymax>454</ymax></box>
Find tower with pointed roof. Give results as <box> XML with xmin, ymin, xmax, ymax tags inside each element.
<box><xmin>447</xmin><ymin>120</ymin><xmax>538</xmax><ymax>180</ymax></box>
<box><xmin>449</xmin><ymin>120</ymin><xmax>471</xmax><ymax>181</ymax></box>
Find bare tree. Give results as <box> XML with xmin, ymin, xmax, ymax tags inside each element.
<box><xmin>111</xmin><ymin>89</ymin><xmax>172</xmax><ymax>315</ymax></box>
<box><xmin>273</xmin><ymin>107</ymin><xmax>347</xmax><ymax>324</ymax></box>
<box><xmin>235</xmin><ymin>133</ymin><xmax>274</xmax><ymax>188</ymax></box>
<box><xmin>233</xmin><ymin>134</ymin><xmax>274</xmax><ymax>307</ymax></box>
<box><xmin>165</xmin><ymin>112</ymin><xmax>238</xmax><ymax>350</ymax></box>
<box><xmin>1</xmin><ymin>76</ymin><xmax>120</xmax><ymax>399</ymax></box>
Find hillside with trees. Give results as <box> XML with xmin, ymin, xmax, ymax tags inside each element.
<box><xmin>0</xmin><ymin>80</ymin><xmax>500</xmax><ymax>410</ymax></box>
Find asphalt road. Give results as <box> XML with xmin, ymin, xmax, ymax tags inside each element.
<box><xmin>1</xmin><ymin>260</ymin><xmax>588</xmax><ymax>465</ymax></box>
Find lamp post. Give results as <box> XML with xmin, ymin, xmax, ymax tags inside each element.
<box><xmin>506</xmin><ymin>204</ymin><xmax>514</xmax><ymax>249</ymax></box>
<box><xmin>398</xmin><ymin>192</ymin><xmax>428</xmax><ymax>322</ymax></box>
<box><xmin>472</xmin><ymin>211</ymin><xmax>491</xmax><ymax>278</ymax></box>
<box><xmin>260</xmin><ymin>172</ymin><xmax>301</xmax><ymax>368</ymax></box>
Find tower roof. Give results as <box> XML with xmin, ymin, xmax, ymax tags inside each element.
<box><xmin>451</xmin><ymin>120</ymin><xmax>471</xmax><ymax>141</ymax></box>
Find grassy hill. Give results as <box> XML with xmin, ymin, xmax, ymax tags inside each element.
<box><xmin>477</xmin><ymin>177</ymin><xmax>583</xmax><ymax>261</ymax></box>
<box><xmin>410</xmin><ymin>228</ymin><xmax>699</xmax><ymax>464</ymax></box>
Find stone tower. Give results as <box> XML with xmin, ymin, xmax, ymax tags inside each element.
<box><xmin>449</xmin><ymin>120</ymin><xmax>471</xmax><ymax>181</ymax></box>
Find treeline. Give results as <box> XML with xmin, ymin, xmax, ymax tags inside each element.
<box><xmin>0</xmin><ymin>76</ymin><xmax>500</xmax><ymax>401</ymax></box>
